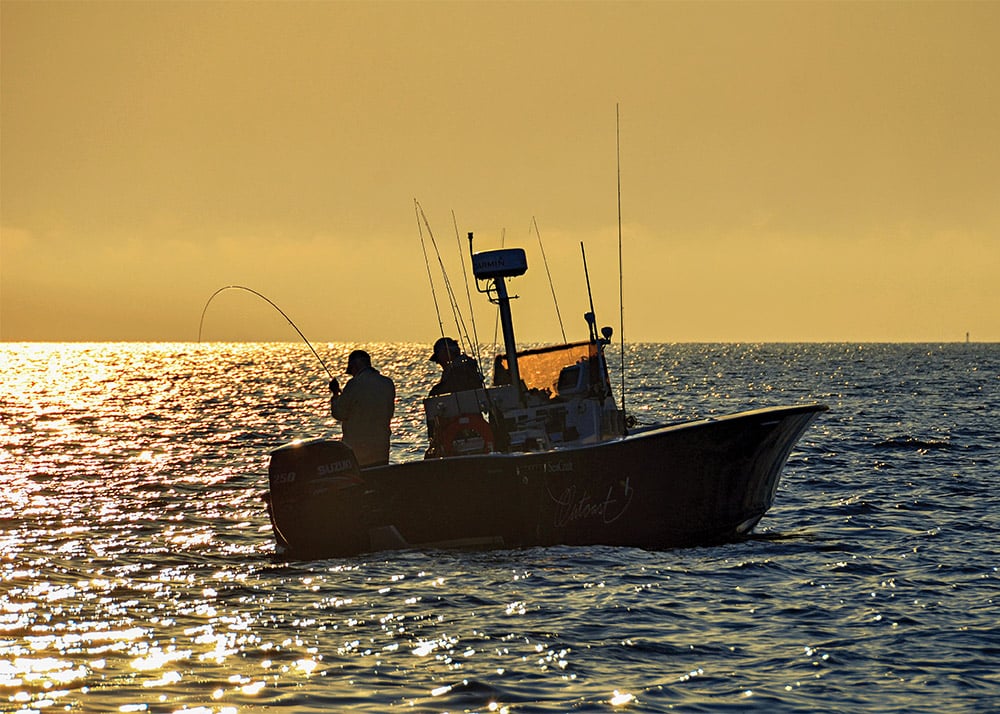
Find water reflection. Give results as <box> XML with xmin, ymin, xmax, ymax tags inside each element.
<box><xmin>1</xmin><ymin>343</ymin><xmax>997</xmax><ymax>712</ymax></box>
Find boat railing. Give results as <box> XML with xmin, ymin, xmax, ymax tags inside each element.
<box><xmin>422</xmin><ymin>385</ymin><xmax>520</xmax><ymax>423</ymax></box>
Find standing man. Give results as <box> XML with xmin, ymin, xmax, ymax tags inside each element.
<box><xmin>329</xmin><ymin>350</ymin><xmax>395</xmax><ymax>467</ymax></box>
<box><xmin>429</xmin><ymin>337</ymin><xmax>484</xmax><ymax>396</ymax></box>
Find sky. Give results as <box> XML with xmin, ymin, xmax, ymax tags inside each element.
<box><xmin>2</xmin><ymin>1</ymin><xmax>998</xmax><ymax>344</ymax></box>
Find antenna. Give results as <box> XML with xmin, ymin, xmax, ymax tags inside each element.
<box><xmin>616</xmin><ymin>104</ymin><xmax>627</xmax><ymax>422</ymax></box>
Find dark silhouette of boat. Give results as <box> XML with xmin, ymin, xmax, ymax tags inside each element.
<box><xmin>265</xmin><ymin>241</ymin><xmax>826</xmax><ymax>558</ymax></box>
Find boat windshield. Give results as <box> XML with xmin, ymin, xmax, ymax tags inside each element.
<box><xmin>492</xmin><ymin>341</ymin><xmax>610</xmax><ymax>399</ymax></box>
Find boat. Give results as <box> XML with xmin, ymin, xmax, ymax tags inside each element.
<box><xmin>264</xmin><ymin>240</ymin><xmax>827</xmax><ymax>558</ymax></box>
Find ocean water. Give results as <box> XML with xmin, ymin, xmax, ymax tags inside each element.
<box><xmin>1</xmin><ymin>342</ymin><xmax>997</xmax><ymax>713</ymax></box>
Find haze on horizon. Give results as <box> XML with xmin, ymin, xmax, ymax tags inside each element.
<box><xmin>2</xmin><ymin>1</ymin><xmax>998</xmax><ymax>345</ymax></box>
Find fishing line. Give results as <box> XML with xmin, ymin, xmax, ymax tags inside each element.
<box><xmin>197</xmin><ymin>285</ymin><xmax>333</xmax><ymax>379</ymax></box>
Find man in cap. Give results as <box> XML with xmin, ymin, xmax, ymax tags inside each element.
<box><xmin>329</xmin><ymin>350</ymin><xmax>395</xmax><ymax>467</ymax></box>
<box><xmin>429</xmin><ymin>337</ymin><xmax>484</xmax><ymax>396</ymax></box>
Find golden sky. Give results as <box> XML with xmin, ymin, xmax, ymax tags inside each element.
<box><xmin>2</xmin><ymin>1</ymin><xmax>998</xmax><ymax>343</ymax></box>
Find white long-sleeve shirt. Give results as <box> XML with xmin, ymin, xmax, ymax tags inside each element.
<box><xmin>330</xmin><ymin>367</ymin><xmax>395</xmax><ymax>467</ymax></box>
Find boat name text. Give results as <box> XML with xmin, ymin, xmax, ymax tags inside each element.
<box><xmin>517</xmin><ymin>460</ymin><xmax>574</xmax><ymax>476</ymax></box>
<box><xmin>552</xmin><ymin>478</ymin><xmax>634</xmax><ymax>527</ymax></box>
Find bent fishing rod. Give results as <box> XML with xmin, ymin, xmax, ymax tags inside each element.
<box><xmin>198</xmin><ymin>285</ymin><xmax>334</xmax><ymax>380</ymax></box>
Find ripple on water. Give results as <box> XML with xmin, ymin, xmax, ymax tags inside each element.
<box><xmin>1</xmin><ymin>343</ymin><xmax>998</xmax><ymax>712</ymax></box>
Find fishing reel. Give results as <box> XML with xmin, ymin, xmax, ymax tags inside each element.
<box><xmin>584</xmin><ymin>312</ymin><xmax>614</xmax><ymax>345</ymax></box>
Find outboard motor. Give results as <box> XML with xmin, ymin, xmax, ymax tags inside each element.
<box><xmin>266</xmin><ymin>439</ymin><xmax>368</xmax><ymax>557</ymax></box>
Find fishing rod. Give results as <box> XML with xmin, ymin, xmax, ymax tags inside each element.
<box><xmin>197</xmin><ymin>285</ymin><xmax>334</xmax><ymax>380</ymax></box>
<box><xmin>579</xmin><ymin>242</ymin><xmax>599</xmax><ymax>343</ymax></box>
<box><xmin>414</xmin><ymin>199</ymin><xmax>445</xmax><ymax>337</ymax></box>
<box><xmin>532</xmin><ymin>216</ymin><xmax>567</xmax><ymax>343</ymax></box>
<box><xmin>453</xmin><ymin>209</ymin><xmax>484</xmax><ymax>371</ymax></box>
<box><xmin>414</xmin><ymin>201</ymin><xmax>475</xmax><ymax>353</ymax></box>
<box><xmin>580</xmin><ymin>242</ymin><xmax>614</xmax><ymax>401</ymax></box>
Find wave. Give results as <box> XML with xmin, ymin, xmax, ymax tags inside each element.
<box><xmin>873</xmin><ymin>436</ymin><xmax>952</xmax><ymax>450</ymax></box>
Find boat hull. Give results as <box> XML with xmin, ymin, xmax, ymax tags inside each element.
<box><xmin>266</xmin><ymin>404</ymin><xmax>825</xmax><ymax>558</ymax></box>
